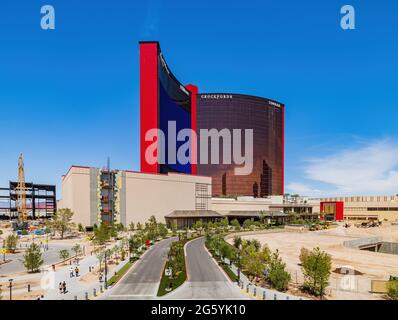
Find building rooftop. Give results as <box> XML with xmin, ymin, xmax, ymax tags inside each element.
<box><xmin>165</xmin><ymin>210</ymin><xmax>223</xmax><ymax>219</ymax></box>
<box><xmin>226</xmin><ymin>211</ymin><xmax>288</xmax><ymax>218</ymax></box>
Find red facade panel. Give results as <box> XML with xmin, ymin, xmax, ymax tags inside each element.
<box><xmin>185</xmin><ymin>84</ymin><xmax>198</xmax><ymax>175</ymax></box>
<box><xmin>320</xmin><ymin>201</ymin><xmax>344</xmax><ymax>221</ymax></box>
<box><xmin>140</xmin><ymin>42</ymin><xmax>159</xmax><ymax>173</ymax></box>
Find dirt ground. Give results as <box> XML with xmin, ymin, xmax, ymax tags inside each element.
<box><xmin>232</xmin><ymin>223</ymin><xmax>398</xmax><ymax>300</ymax></box>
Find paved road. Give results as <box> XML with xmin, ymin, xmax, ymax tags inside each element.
<box><xmin>164</xmin><ymin>237</ymin><xmax>247</xmax><ymax>299</ymax></box>
<box><xmin>0</xmin><ymin>243</ymin><xmax>73</xmax><ymax>276</ymax></box>
<box><xmin>103</xmin><ymin>237</ymin><xmax>176</xmax><ymax>300</ymax></box>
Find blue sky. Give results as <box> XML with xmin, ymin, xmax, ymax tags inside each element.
<box><xmin>1</xmin><ymin>0</ymin><xmax>398</xmax><ymax>197</ymax></box>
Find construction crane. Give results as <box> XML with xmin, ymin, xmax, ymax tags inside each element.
<box><xmin>16</xmin><ymin>153</ymin><xmax>28</xmax><ymax>225</ymax></box>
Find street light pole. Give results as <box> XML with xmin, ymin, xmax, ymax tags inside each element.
<box><xmin>104</xmin><ymin>251</ymin><xmax>108</xmax><ymax>289</ymax></box>
<box><xmin>9</xmin><ymin>279</ymin><xmax>13</xmax><ymax>301</ymax></box>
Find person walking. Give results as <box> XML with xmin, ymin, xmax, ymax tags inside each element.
<box><xmin>69</xmin><ymin>266</ymin><xmax>74</xmax><ymax>278</ymax></box>
<box><xmin>75</xmin><ymin>266</ymin><xmax>79</xmax><ymax>277</ymax></box>
<box><xmin>58</xmin><ymin>282</ymin><xmax>63</xmax><ymax>294</ymax></box>
<box><xmin>62</xmin><ymin>281</ymin><xmax>67</xmax><ymax>294</ymax></box>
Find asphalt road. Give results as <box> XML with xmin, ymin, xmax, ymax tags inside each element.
<box><xmin>164</xmin><ymin>237</ymin><xmax>247</xmax><ymax>299</ymax></box>
<box><xmin>104</xmin><ymin>237</ymin><xmax>176</xmax><ymax>300</ymax></box>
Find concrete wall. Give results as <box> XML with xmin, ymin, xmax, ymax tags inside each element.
<box><xmin>59</xmin><ymin>166</ymin><xmax>212</xmax><ymax>227</ymax></box>
<box><xmin>124</xmin><ymin>172</ymin><xmax>211</xmax><ymax>224</ymax></box>
<box><xmin>210</xmin><ymin>196</ymin><xmax>283</xmax><ymax>214</ymax></box>
<box><xmin>60</xmin><ymin>166</ymin><xmax>91</xmax><ymax>227</ymax></box>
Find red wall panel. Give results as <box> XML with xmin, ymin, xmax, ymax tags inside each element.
<box><xmin>185</xmin><ymin>84</ymin><xmax>198</xmax><ymax>175</ymax></box>
<box><xmin>140</xmin><ymin>42</ymin><xmax>159</xmax><ymax>173</ymax></box>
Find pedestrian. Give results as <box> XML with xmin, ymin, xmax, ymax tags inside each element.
<box><xmin>99</xmin><ymin>272</ymin><xmax>103</xmax><ymax>282</ymax></box>
<box><xmin>52</xmin><ymin>264</ymin><xmax>56</xmax><ymax>271</ymax></box>
<box><xmin>70</xmin><ymin>266</ymin><xmax>74</xmax><ymax>278</ymax></box>
<box><xmin>75</xmin><ymin>266</ymin><xmax>79</xmax><ymax>277</ymax></box>
<box><xmin>59</xmin><ymin>282</ymin><xmax>63</xmax><ymax>294</ymax></box>
<box><xmin>62</xmin><ymin>281</ymin><xmax>67</xmax><ymax>294</ymax></box>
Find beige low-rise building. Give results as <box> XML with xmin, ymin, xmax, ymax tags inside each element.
<box><xmin>319</xmin><ymin>195</ymin><xmax>398</xmax><ymax>221</ymax></box>
<box><xmin>58</xmin><ymin>166</ymin><xmax>212</xmax><ymax>227</ymax></box>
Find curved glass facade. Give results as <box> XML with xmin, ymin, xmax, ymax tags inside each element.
<box><xmin>196</xmin><ymin>94</ymin><xmax>284</xmax><ymax>197</ymax></box>
<box><xmin>158</xmin><ymin>52</ymin><xmax>192</xmax><ymax>174</ymax></box>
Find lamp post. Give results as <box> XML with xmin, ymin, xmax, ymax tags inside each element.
<box><xmin>2</xmin><ymin>239</ymin><xmax>5</xmax><ymax>262</ymax></box>
<box><xmin>104</xmin><ymin>251</ymin><xmax>108</xmax><ymax>289</ymax></box>
<box><xmin>8</xmin><ymin>279</ymin><xmax>13</xmax><ymax>301</ymax></box>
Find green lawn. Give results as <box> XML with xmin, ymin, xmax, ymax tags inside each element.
<box><xmin>106</xmin><ymin>260</ymin><xmax>134</xmax><ymax>286</ymax></box>
<box><xmin>157</xmin><ymin>264</ymin><xmax>187</xmax><ymax>297</ymax></box>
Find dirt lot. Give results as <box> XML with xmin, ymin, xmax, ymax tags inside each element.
<box><xmin>235</xmin><ymin>223</ymin><xmax>398</xmax><ymax>300</ymax></box>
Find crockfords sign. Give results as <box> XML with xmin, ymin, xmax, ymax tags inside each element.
<box><xmin>200</xmin><ymin>94</ymin><xmax>233</xmax><ymax>99</ymax></box>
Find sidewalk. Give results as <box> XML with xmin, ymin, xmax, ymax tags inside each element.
<box><xmin>41</xmin><ymin>251</ymin><xmax>130</xmax><ymax>300</ymax></box>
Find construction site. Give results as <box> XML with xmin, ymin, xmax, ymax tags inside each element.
<box><xmin>0</xmin><ymin>155</ymin><xmax>56</xmax><ymax>229</ymax></box>
<box><xmin>237</xmin><ymin>223</ymin><xmax>398</xmax><ymax>300</ymax></box>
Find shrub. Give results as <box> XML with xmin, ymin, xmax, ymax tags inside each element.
<box><xmin>387</xmin><ymin>280</ymin><xmax>398</xmax><ymax>300</ymax></box>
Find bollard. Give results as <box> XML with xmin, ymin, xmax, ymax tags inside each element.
<box><xmin>246</xmin><ymin>284</ymin><xmax>249</xmax><ymax>293</ymax></box>
<box><xmin>85</xmin><ymin>292</ymin><xmax>89</xmax><ymax>300</ymax></box>
<box><xmin>93</xmin><ymin>288</ymin><xmax>97</xmax><ymax>297</ymax></box>
<box><xmin>274</xmin><ymin>293</ymin><xmax>277</xmax><ymax>300</ymax></box>
<box><xmin>74</xmin><ymin>296</ymin><xmax>77</xmax><ymax>300</ymax></box>
<box><xmin>262</xmin><ymin>291</ymin><xmax>266</xmax><ymax>300</ymax></box>
<box><xmin>27</xmin><ymin>284</ymin><xmax>31</xmax><ymax>292</ymax></box>
<box><xmin>253</xmin><ymin>287</ymin><xmax>256</xmax><ymax>296</ymax></box>
<box><xmin>286</xmin><ymin>296</ymin><xmax>289</xmax><ymax>300</ymax></box>
<box><xmin>100</xmin><ymin>285</ymin><xmax>103</xmax><ymax>293</ymax></box>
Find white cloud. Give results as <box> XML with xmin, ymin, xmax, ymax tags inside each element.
<box><xmin>287</xmin><ymin>139</ymin><xmax>398</xmax><ymax>197</ymax></box>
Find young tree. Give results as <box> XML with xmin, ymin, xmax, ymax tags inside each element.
<box><xmin>301</xmin><ymin>247</ymin><xmax>332</xmax><ymax>298</ymax></box>
<box><xmin>232</xmin><ymin>236</ymin><xmax>242</xmax><ymax>250</ymax></box>
<box><xmin>129</xmin><ymin>222</ymin><xmax>135</xmax><ymax>232</ymax></box>
<box><xmin>230</xmin><ymin>219</ymin><xmax>241</xmax><ymax>231</ymax></box>
<box><xmin>299</xmin><ymin>247</ymin><xmax>310</xmax><ymax>265</ymax></box>
<box><xmin>48</xmin><ymin>208</ymin><xmax>75</xmax><ymax>239</ymax></box>
<box><xmin>72</xmin><ymin>244</ymin><xmax>82</xmax><ymax>257</ymax></box>
<box><xmin>251</xmin><ymin>239</ymin><xmax>261</xmax><ymax>252</ymax></box>
<box><xmin>221</xmin><ymin>217</ymin><xmax>229</xmax><ymax>232</ymax></box>
<box><xmin>136</xmin><ymin>222</ymin><xmax>143</xmax><ymax>231</ymax></box>
<box><xmin>5</xmin><ymin>234</ymin><xmax>18</xmax><ymax>253</ymax></box>
<box><xmin>59</xmin><ymin>249</ymin><xmax>70</xmax><ymax>263</ymax></box>
<box><xmin>219</xmin><ymin>242</ymin><xmax>232</xmax><ymax>264</ymax></box>
<box><xmin>157</xmin><ymin>223</ymin><xmax>168</xmax><ymax>238</ymax></box>
<box><xmin>78</xmin><ymin>223</ymin><xmax>85</xmax><ymax>233</ymax></box>
<box><xmin>241</xmin><ymin>244</ymin><xmax>264</xmax><ymax>279</ymax></box>
<box><xmin>149</xmin><ymin>215</ymin><xmax>157</xmax><ymax>227</ymax></box>
<box><xmin>268</xmin><ymin>250</ymin><xmax>291</xmax><ymax>291</ymax></box>
<box><xmin>193</xmin><ymin>220</ymin><xmax>203</xmax><ymax>235</ymax></box>
<box><xmin>171</xmin><ymin>222</ymin><xmax>178</xmax><ymax>236</ymax></box>
<box><xmin>94</xmin><ymin>223</ymin><xmax>111</xmax><ymax>245</ymax></box>
<box><xmin>95</xmin><ymin>249</ymin><xmax>105</xmax><ymax>271</ymax></box>
<box><xmin>23</xmin><ymin>243</ymin><xmax>43</xmax><ymax>273</ymax></box>
<box><xmin>243</xmin><ymin>219</ymin><xmax>252</xmax><ymax>230</ymax></box>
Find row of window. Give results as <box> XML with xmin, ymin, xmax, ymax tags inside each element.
<box><xmin>345</xmin><ymin>207</ymin><xmax>398</xmax><ymax>211</ymax></box>
<box><xmin>322</xmin><ymin>196</ymin><xmax>397</xmax><ymax>203</ymax></box>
